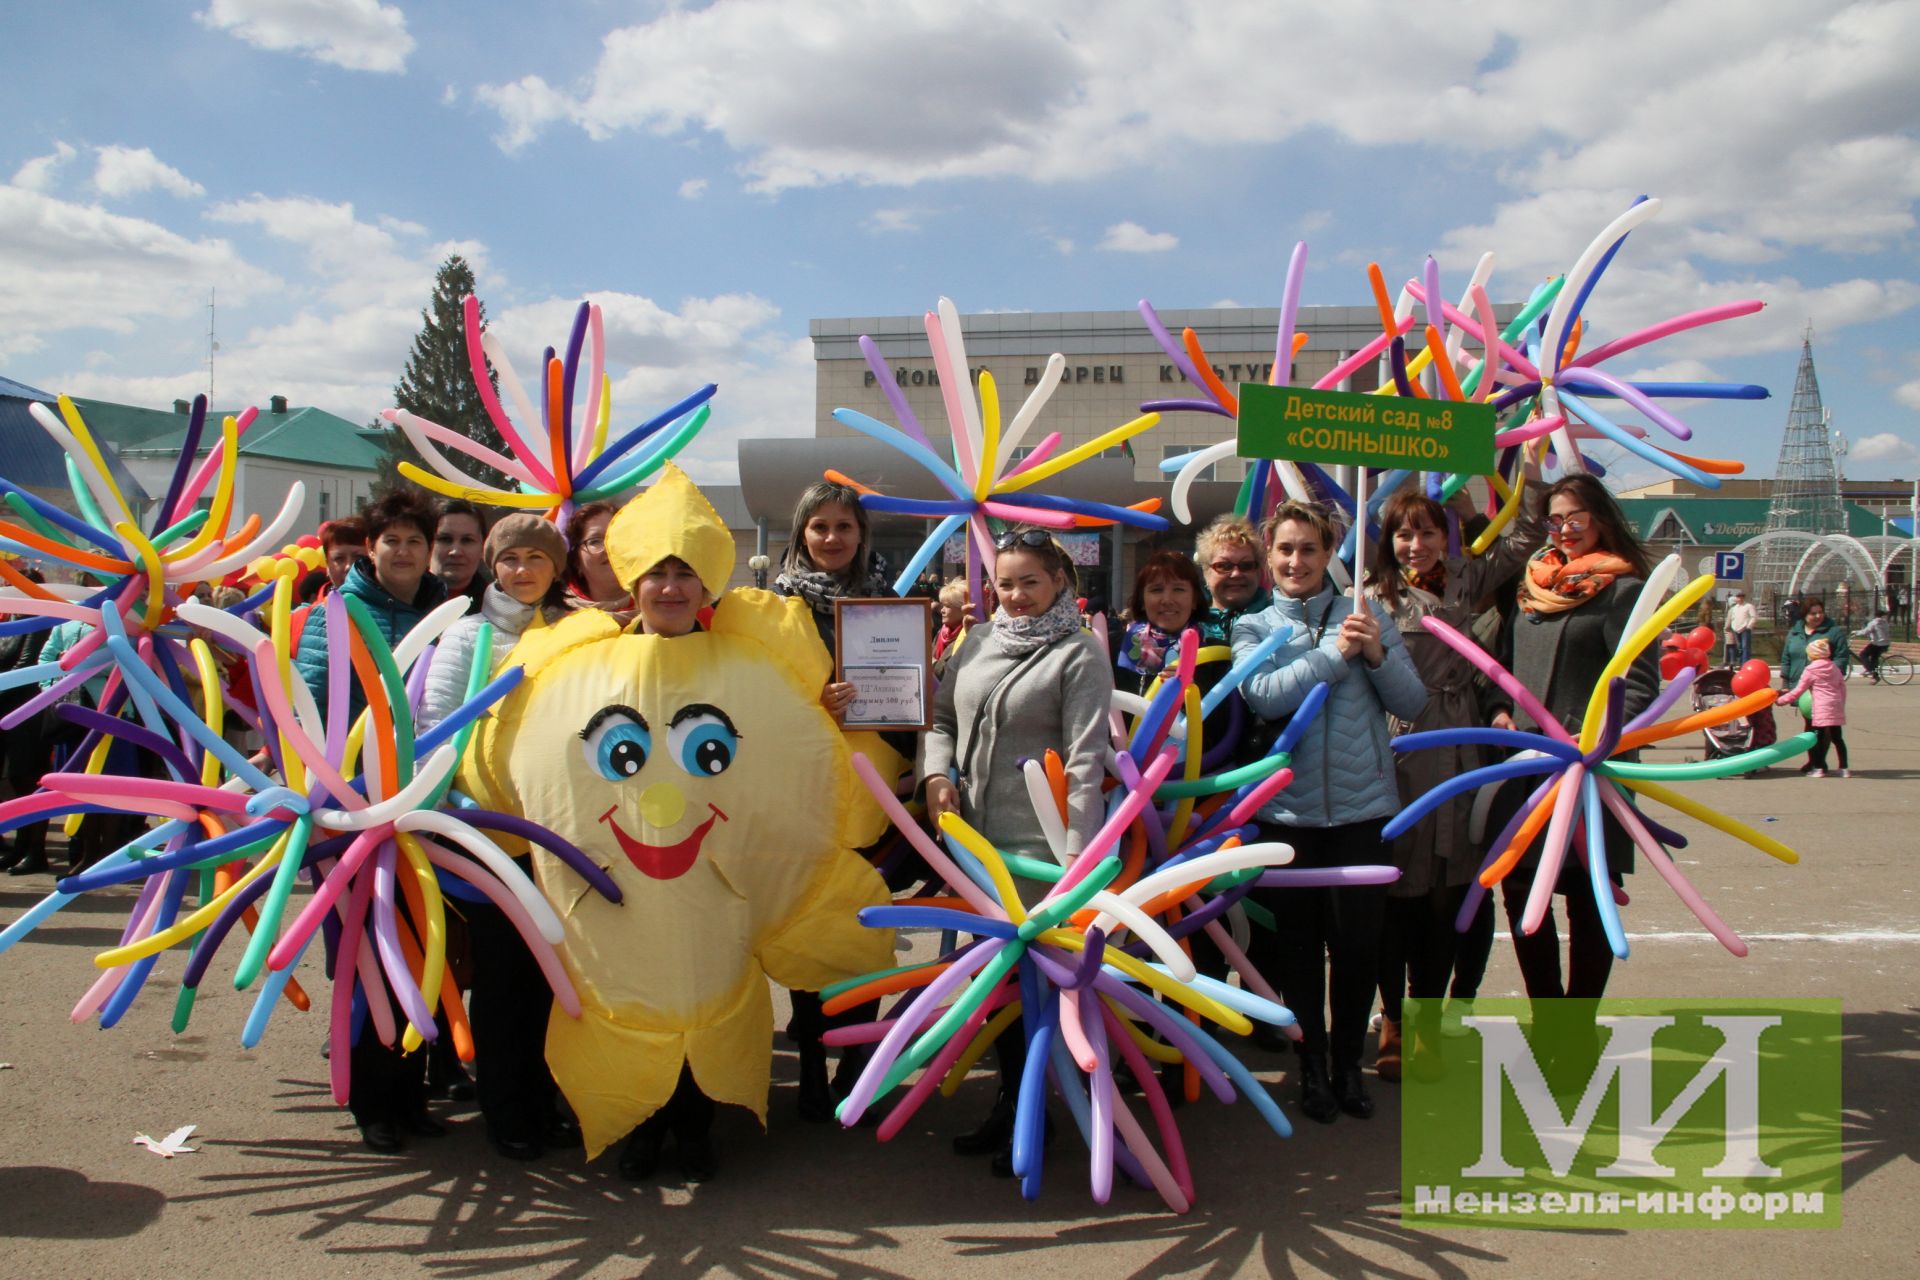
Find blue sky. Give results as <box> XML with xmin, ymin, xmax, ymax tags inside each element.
<box><xmin>4</xmin><ymin>0</ymin><xmax>1918</xmax><ymax>486</ymax></box>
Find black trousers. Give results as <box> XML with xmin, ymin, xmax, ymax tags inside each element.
<box><xmin>1249</xmin><ymin>819</ymin><xmax>1388</xmax><ymax>1069</ymax></box>
<box><xmin>349</xmin><ymin>1029</ymin><xmax>428</xmax><ymax>1127</ymax></box>
<box><xmin>1807</xmin><ymin>726</ymin><xmax>1849</xmax><ymax>771</ymax></box>
<box><xmin>466</xmin><ymin>893</ymin><xmax>559</xmax><ymax>1143</ymax></box>
<box><xmin>1380</xmin><ymin>882</ymin><xmax>1496</xmax><ymax>1025</ymax></box>
<box><xmin>630</xmin><ymin>1063</ymin><xmax>714</xmax><ymax>1148</ymax></box>
<box><xmin>1483</xmin><ymin>776</ymin><xmax>1632</xmax><ymax>1000</ymax></box>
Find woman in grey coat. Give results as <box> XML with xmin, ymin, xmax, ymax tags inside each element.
<box><xmin>1485</xmin><ymin>473</ymin><xmax>1660</xmax><ymax>1002</ymax></box>
<box><xmin>1233</xmin><ymin>501</ymin><xmax>1427</xmax><ymax>1124</ymax></box>
<box><xmin>921</xmin><ymin>529</ymin><xmax>1113</xmax><ymax>1174</ymax></box>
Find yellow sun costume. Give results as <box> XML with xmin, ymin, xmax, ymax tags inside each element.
<box><xmin>461</xmin><ymin>466</ymin><xmax>896</xmax><ymax>1159</ymax></box>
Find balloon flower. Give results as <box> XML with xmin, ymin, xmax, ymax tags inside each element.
<box><xmin>826</xmin><ymin>627</ymin><xmax>1398</xmax><ymax>1211</ymax></box>
<box><xmin>382</xmin><ymin>295</ymin><xmax>717</xmax><ymax>520</ymax></box>
<box><xmin>1</xmin><ymin>394</ymin><xmax>304</xmax><ymax>816</ymax></box>
<box><xmin>828</xmin><ymin>297</ymin><xmax>1169</xmax><ymax>602</ymax></box>
<box><xmin>0</xmin><ymin>574</ymin><xmax>618</xmax><ymax>1107</ymax></box>
<box><xmin>1383</xmin><ymin>556</ymin><xmax>1809</xmax><ymax>962</ymax></box>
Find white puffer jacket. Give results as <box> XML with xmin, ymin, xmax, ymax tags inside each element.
<box><xmin>418</xmin><ymin>583</ymin><xmax>563</xmax><ymax>733</ymax></box>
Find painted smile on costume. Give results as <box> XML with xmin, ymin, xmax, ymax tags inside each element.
<box><xmin>598</xmin><ymin>802</ymin><xmax>728</xmax><ymax>880</ymax></box>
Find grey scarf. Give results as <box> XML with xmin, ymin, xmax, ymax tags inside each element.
<box><xmin>991</xmin><ymin>592</ymin><xmax>1083</xmax><ymax>656</ymax></box>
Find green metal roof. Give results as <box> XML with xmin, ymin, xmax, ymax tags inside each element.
<box><xmin>1619</xmin><ymin>496</ymin><xmax>1908</xmax><ymax>543</ymax></box>
<box><xmin>97</xmin><ymin>402</ymin><xmax>386</xmax><ymax>472</ymax></box>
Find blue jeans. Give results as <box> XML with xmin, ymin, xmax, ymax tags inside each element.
<box><xmin>1728</xmin><ymin>630</ymin><xmax>1751</xmax><ymax>666</ymax></box>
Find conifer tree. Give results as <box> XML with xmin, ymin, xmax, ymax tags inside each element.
<box><xmin>372</xmin><ymin>254</ymin><xmax>505</xmax><ymax>497</ymax></box>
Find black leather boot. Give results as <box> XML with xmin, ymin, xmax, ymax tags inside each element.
<box><xmin>1297</xmin><ymin>1053</ymin><xmax>1338</xmax><ymax>1124</ymax></box>
<box><xmin>952</xmin><ymin>1089</ymin><xmax>1015</xmax><ymax>1155</ymax></box>
<box><xmin>1331</xmin><ymin>1062</ymin><xmax>1374</xmax><ymax>1119</ymax></box>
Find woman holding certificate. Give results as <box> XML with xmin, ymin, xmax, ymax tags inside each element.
<box><xmin>921</xmin><ymin>529</ymin><xmax>1114</xmax><ymax>1176</ymax></box>
<box><xmin>772</xmin><ymin>480</ymin><xmax>909</xmax><ymax>1121</ymax></box>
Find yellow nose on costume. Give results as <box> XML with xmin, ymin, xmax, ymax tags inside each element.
<box><xmin>638</xmin><ymin>781</ymin><xmax>686</xmax><ymax>829</ymax></box>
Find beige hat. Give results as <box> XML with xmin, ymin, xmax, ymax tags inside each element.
<box><xmin>484</xmin><ymin>513</ymin><xmax>567</xmax><ymax>571</ymax></box>
<box><xmin>1806</xmin><ymin>638</ymin><xmax>1831</xmax><ymax>660</ymax></box>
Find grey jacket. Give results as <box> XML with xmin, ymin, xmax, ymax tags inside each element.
<box><xmin>1232</xmin><ymin>585</ymin><xmax>1428</xmax><ymax>828</ymax></box>
<box><xmin>920</xmin><ymin>623</ymin><xmax>1113</xmax><ymax>858</ymax></box>
<box><xmin>418</xmin><ymin>583</ymin><xmax>563</xmax><ymax>733</ymax></box>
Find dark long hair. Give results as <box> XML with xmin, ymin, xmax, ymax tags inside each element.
<box><xmin>781</xmin><ymin>480</ymin><xmax>873</xmax><ymax>582</ymax></box>
<box><xmin>563</xmin><ymin>499</ymin><xmax>617</xmax><ymax>594</ymax></box>
<box><xmin>1366</xmin><ymin>488</ymin><xmax>1447</xmax><ymax>609</ymax></box>
<box><xmin>1545</xmin><ymin>473</ymin><xmax>1650</xmax><ymax>577</ymax></box>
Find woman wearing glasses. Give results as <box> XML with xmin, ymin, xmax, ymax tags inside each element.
<box><xmin>921</xmin><ymin>529</ymin><xmax>1113</xmax><ymax>1174</ymax></box>
<box><xmin>1234</xmin><ymin>500</ymin><xmax>1426</xmax><ymax>1123</ymax></box>
<box><xmin>564</xmin><ymin>500</ymin><xmax>635</xmax><ymax>625</ymax></box>
<box><xmin>1363</xmin><ymin>469</ymin><xmax>1543</xmax><ymax>1079</ymax></box>
<box><xmin>1483</xmin><ymin>473</ymin><xmax>1659</xmax><ymax>1001</ymax></box>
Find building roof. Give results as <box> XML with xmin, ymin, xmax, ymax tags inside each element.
<box><xmin>104</xmin><ymin>401</ymin><xmax>386</xmax><ymax>472</ymax></box>
<box><xmin>1619</xmin><ymin>496</ymin><xmax>1907</xmax><ymax>544</ymax></box>
<box><xmin>0</xmin><ymin>382</ymin><xmax>150</xmax><ymax>500</ymax></box>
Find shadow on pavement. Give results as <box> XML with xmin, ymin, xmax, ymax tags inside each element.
<box><xmin>0</xmin><ymin>1166</ymin><xmax>166</xmax><ymax>1238</ymax></box>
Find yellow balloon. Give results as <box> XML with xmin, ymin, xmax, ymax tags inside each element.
<box><xmin>975</xmin><ymin>369</ymin><xmax>1000</xmax><ymax>500</ymax></box>
<box><xmin>1579</xmin><ymin>571</ymin><xmax>1714</xmax><ymax>752</ymax></box>
<box><xmin>162</xmin><ymin>415</ymin><xmax>238</xmax><ymax>564</ymax></box>
<box><xmin>994</xmin><ymin>412</ymin><xmax>1160</xmax><ymax>494</ymax></box>
<box><xmin>939</xmin><ymin>811</ymin><xmax>1027</xmax><ymax>925</ymax></box>
<box><xmin>399</xmin><ymin>461</ymin><xmax>555</xmax><ymax>508</ymax></box>
<box><xmin>1612</xmin><ymin>776</ymin><xmax>1799</xmax><ymax>865</ymax></box>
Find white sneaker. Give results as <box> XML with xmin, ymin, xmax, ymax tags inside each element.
<box><xmin>1839</xmin><ymin>769</ymin><xmax>1852</xmax><ymax>778</ymax></box>
<box><xmin>1369</xmin><ymin>1011</ymin><xmax>1383</xmax><ymax>1032</ymax></box>
<box><xmin>1805</xmin><ymin>769</ymin><xmax>1827</xmax><ymax>778</ymax></box>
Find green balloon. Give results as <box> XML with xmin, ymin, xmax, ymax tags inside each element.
<box><xmin>1797</xmin><ymin>691</ymin><xmax>1813</xmax><ymax>718</ymax></box>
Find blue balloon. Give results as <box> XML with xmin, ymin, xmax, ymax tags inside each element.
<box><xmin>891</xmin><ymin>514</ymin><xmax>967</xmax><ymax>596</ymax></box>
<box><xmin>1393</xmin><ymin>726</ymin><xmax>1583</xmax><ymax>761</ymax></box>
<box><xmin>858</xmin><ymin>904</ymin><xmax>1018</xmax><ymax>938</ymax></box>
<box><xmin>1584</xmin><ymin>773</ymin><xmax>1629</xmax><ymax>959</ymax></box>
<box><xmin>1383</xmin><ymin>752</ymin><xmax>1566</xmax><ymax>841</ymax></box>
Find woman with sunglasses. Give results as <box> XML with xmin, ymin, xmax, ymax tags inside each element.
<box><xmin>1234</xmin><ymin>500</ymin><xmax>1427</xmax><ymax>1124</ymax></box>
<box><xmin>1483</xmin><ymin>473</ymin><xmax>1659</xmax><ymax>1002</ymax></box>
<box><xmin>1363</xmin><ymin>468</ymin><xmax>1543</xmax><ymax>1078</ymax></box>
<box><xmin>921</xmin><ymin>528</ymin><xmax>1112</xmax><ymax>1174</ymax></box>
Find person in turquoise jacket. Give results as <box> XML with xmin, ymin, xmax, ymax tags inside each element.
<box><xmin>1232</xmin><ymin>500</ymin><xmax>1426</xmax><ymax>1125</ymax></box>
<box><xmin>289</xmin><ymin>489</ymin><xmax>450</xmax><ymax>1156</ymax></box>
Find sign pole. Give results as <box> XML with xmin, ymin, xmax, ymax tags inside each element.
<box><xmin>1352</xmin><ymin>466</ymin><xmax>1369</xmax><ymax>609</ymax></box>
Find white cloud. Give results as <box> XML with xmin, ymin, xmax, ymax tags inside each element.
<box><xmin>0</xmin><ymin>186</ymin><xmax>276</xmax><ymax>366</ymax></box>
<box><xmin>1850</xmin><ymin>432</ymin><xmax>1920</xmax><ymax>465</ymax></box>
<box><xmin>197</xmin><ymin>0</ymin><xmax>414</xmax><ymax>74</ymax></box>
<box><xmin>92</xmin><ymin>146</ymin><xmax>206</xmax><ymax>200</ymax></box>
<box><xmin>866</xmin><ymin>207</ymin><xmax>920</xmax><ymax>233</ymax></box>
<box><xmin>1049</xmin><ymin>236</ymin><xmax>1075</xmax><ymax>255</ymax></box>
<box><xmin>1098</xmin><ymin>221</ymin><xmax>1177</xmax><ymax>253</ymax></box>
<box><xmin>678</xmin><ymin>177</ymin><xmax>709</xmax><ymax>200</ymax></box>
<box><xmin>440</xmin><ymin>84</ymin><xmax>459</xmax><ymax>107</ymax></box>
<box><xmin>11</xmin><ymin>142</ymin><xmax>76</xmax><ymax>192</ymax></box>
<box><xmin>476</xmin><ymin>75</ymin><xmax>577</xmax><ymax>152</ymax></box>
<box><xmin>1894</xmin><ymin>378</ymin><xmax>1920</xmax><ymax>412</ymax></box>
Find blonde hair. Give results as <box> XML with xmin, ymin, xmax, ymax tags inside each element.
<box><xmin>1196</xmin><ymin>515</ymin><xmax>1262</xmax><ymax>566</ymax></box>
<box><xmin>937</xmin><ymin>577</ymin><xmax>969</xmax><ymax>610</ymax></box>
<box><xmin>1259</xmin><ymin>500</ymin><xmax>1342</xmax><ymax>554</ymax></box>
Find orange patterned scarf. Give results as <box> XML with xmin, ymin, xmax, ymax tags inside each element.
<box><xmin>1518</xmin><ymin>546</ymin><xmax>1636</xmax><ymax>616</ymax></box>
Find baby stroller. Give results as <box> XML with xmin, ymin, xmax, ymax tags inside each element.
<box><xmin>1691</xmin><ymin>665</ymin><xmax>1777</xmax><ymax>773</ymax></box>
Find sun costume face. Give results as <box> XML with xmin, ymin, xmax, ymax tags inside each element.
<box><xmin>462</xmin><ymin>466</ymin><xmax>895</xmax><ymax>1158</ymax></box>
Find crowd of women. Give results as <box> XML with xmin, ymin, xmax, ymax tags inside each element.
<box><xmin>0</xmin><ymin>461</ymin><xmax>1855</xmax><ymax>1183</ymax></box>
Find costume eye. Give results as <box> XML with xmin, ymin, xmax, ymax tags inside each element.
<box><xmin>668</xmin><ymin>705</ymin><xmax>738</xmax><ymax>777</ymax></box>
<box><xmin>581</xmin><ymin>707</ymin><xmax>650</xmax><ymax>781</ymax></box>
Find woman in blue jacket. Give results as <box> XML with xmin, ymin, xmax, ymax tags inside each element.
<box><xmin>1233</xmin><ymin>501</ymin><xmax>1427</xmax><ymax>1124</ymax></box>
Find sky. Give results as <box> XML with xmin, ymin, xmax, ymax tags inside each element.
<box><xmin>4</xmin><ymin>0</ymin><xmax>1919</xmax><ymax>488</ymax></box>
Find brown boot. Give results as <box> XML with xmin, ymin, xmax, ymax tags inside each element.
<box><xmin>1375</xmin><ymin>1016</ymin><xmax>1403</xmax><ymax>1082</ymax></box>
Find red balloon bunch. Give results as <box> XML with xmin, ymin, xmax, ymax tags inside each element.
<box><xmin>1658</xmin><ymin>625</ymin><xmax>1718</xmax><ymax>681</ymax></box>
<box><xmin>1729</xmin><ymin>658</ymin><xmax>1774</xmax><ymax>697</ymax></box>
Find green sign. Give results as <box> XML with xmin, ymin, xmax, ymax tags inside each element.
<box><xmin>1401</xmin><ymin>998</ymin><xmax>1842</xmax><ymax>1230</ymax></box>
<box><xmin>1237</xmin><ymin>382</ymin><xmax>1495</xmax><ymax>473</ymax></box>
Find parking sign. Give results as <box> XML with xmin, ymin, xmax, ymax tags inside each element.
<box><xmin>1715</xmin><ymin>551</ymin><xmax>1746</xmax><ymax>580</ymax></box>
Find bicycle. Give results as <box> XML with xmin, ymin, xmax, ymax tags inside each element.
<box><xmin>1878</xmin><ymin>653</ymin><xmax>1913</xmax><ymax>686</ymax></box>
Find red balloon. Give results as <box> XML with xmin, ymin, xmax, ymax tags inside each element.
<box><xmin>1687</xmin><ymin>625</ymin><xmax>1716</xmax><ymax>650</ymax></box>
<box><xmin>1730</xmin><ymin>659</ymin><xmax>1772</xmax><ymax>697</ymax></box>
<box><xmin>1659</xmin><ymin>653</ymin><xmax>1690</xmax><ymax>681</ymax></box>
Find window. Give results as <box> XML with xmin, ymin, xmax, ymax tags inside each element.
<box><xmin>1162</xmin><ymin>443</ymin><xmax>1216</xmax><ymax>483</ymax></box>
<box><xmin>317</xmin><ymin>489</ymin><xmax>332</xmax><ymax>523</ymax></box>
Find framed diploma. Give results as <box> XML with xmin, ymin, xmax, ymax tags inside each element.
<box><xmin>833</xmin><ymin>597</ymin><xmax>935</xmax><ymax>731</ymax></box>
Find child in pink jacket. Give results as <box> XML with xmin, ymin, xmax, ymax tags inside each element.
<box><xmin>1781</xmin><ymin>637</ymin><xmax>1848</xmax><ymax>778</ymax></box>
